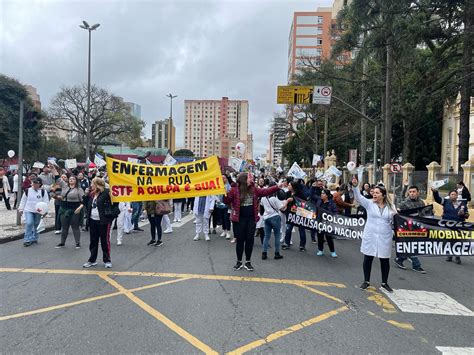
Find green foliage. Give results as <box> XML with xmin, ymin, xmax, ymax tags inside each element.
<box><xmin>174</xmin><ymin>149</ymin><xmax>194</xmax><ymax>157</ymax></box>
<box><xmin>0</xmin><ymin>74</ymin><xmax>45</xmax><ymax>163</ymax></box>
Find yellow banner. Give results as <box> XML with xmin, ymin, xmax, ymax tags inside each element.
<box><xmin>106</xmin><ymin>156</ymin><xmax>226</xmax><ymax>202</ymax></box>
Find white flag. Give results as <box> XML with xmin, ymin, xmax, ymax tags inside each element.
<box><xmin>430</xmin><ymin>178</ymin><xmax>449</xmax><ymax>190</ymax></box>
<box><xmin>94</xmin><ymin>153</ymin><xmax>106</xmax><ymax>167</ymax></box>
<box><xmin>164</xmin><ymin>153</ymin><xmax>177</xmax><ymax>166</ymax></box>
<box><xmin>65</xmin><ymin>159</ymin><xmax>77</xmax><ymax>169</ymax></box>
<box><xmin>287</xmin><ymin>162</ymin><xmax>307</xmax><ymax>179</ymax></box>
<box><xmin>312</xmin><ymin>154</ymin><xmax>322</xmax><ymax>166</ymax></box>
<box><xmin>229</xmin><ymin>156</ymin><xmax>244</xmax><ymax>172</ymax></box>
<box><xmin>326</xmin><ymin>165</ymin><xmax>342</xmax><ymax>177</ymax></box>
<box><xmin>32</xmin><ymin>161</ymin><xmax>45</xmax><ymax>169</ymax></box>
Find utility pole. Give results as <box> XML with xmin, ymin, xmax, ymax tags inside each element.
<box><xmin>16</xmin><ymin>101</ymin><xmax>24</xmax><ymax>226</ymax></box>
<box><xmin>384</xmin><ymin>40</ymin><xmax>394</xmax><ymax>164</ymax></box>
<box><xmin>360</xmin><ymin>57</ymin><xmax>368</xmax><ymax>165</ymax></box>
<box><xmin>79</xmin><ymin>21</ymin><xmax>100</xmax><ymax>162</ymax></box>
<box><xmin>323</xmin><ymin>107</ymin><xmax>329</xmax><ymax>156</ymax></box>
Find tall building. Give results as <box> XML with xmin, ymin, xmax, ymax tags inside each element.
<box><xmin>125</xmin><ymin>102</ymin><xmax>142</xmax><ymax>119</ymax></box>
<box><xmin>184</xmin><ymin>97</ymin><xmax>252</xmax><ymax>159</ymax></box>
<box><xmin>440</xmin><ymin>95</ymin><xmax>474</xmax><ymax>173</ymax></box>
<box><xmin>25</xmin><ymin>85</ymin><xmax>41</xmax><ymax>110</ymax></box>
<box><xmin>152</xmin><ymin>118</ymin><xmax>176</xmax><ymax>153</ymax></box>
<box><xmin>287</xmin><ymin>0</ymin><xmax>349</xmax><ymax>83</ymax></box>
<box><xmin>270</xmin><ymin>115</ymin><xmax>287</xmax><ymax>166</ymax></box>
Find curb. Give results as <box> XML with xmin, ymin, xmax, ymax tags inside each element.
<box><xmin>0</xmin><ymin>225</ymin><xmax>57</xmax><ymax>245</ymax></box>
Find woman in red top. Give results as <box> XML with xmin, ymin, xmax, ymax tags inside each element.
<box><xmin>224</xmin><ymin>173</ymin><xmax>280</xmax><ymax>271</ymax></box>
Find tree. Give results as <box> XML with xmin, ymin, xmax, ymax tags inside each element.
<box><xmin>48</xmin><ymin>84</ymin><xmax>145</xmax><ymax>156</ymax></box>
<box><xmin>174</xmin><ymin>149</ymin><xmax>194</xmax><ymax>157</ymax></box>
<box><xmin>0</xmin><ymin>74</ymin><xmax>45</xmax><ymax>163</ymax></box>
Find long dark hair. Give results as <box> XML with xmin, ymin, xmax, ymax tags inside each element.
<box><xmin>237</xmin><ymin>172</ymin><xmax>252</xmax><ymax>201</ymax></box>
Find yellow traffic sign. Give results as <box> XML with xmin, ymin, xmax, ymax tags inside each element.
<box><xmin>277</xmin><ymin>86</ymin><xmax>314</xmax><ymax>104</ymax></box>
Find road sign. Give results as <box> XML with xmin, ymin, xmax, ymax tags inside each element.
<box><xmin>277</xmin><ymin>86</ymin><xmax>313</xmax><ymax>104</ymax></box>
<box><xmin>390</xmin><ymin>163</ymin><xmax>401</xmax><ymax>173</ymax></box>
<box><xmin>313</xmin><ymin>86</ymin><xmax>332</xmax><ymax>105</ymax></box>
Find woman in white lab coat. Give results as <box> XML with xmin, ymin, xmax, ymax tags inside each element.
<box><xmin>352</xmin><ymin>177</ymin><xmax>396</xmax><ymax>293</ymax></box>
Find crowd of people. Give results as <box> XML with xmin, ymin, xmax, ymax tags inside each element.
<box><xmin>2</xmin><ymin>161</ymin><xmax>471</xmax><ymax>294</ymax></box>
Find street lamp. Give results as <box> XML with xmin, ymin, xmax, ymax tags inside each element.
<box><xmin>79</xmin><ymin>20</ymin><xmax>100</xmax><ymax>162</ymax></box>
<box><xmin>166</xmin><ymin>93</ymin><xmax>177</xmax><ymax>154</ymax></box>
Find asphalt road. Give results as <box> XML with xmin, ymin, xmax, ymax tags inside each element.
<box><xmin>1</xmin><ymin>213</ymin><xmax>472</xmax><ymax>354</ymax></box>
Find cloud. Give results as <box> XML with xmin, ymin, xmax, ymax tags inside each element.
<box><xmin>1</xmin><ymin>0</ymin><xmax>332</xmax><ymax>157</ymax></box>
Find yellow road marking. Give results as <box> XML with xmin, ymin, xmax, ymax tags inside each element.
<box><xmin>367</xmin><ymin>311</ymin><xmax>414</xmax><ymax>331</ymax></box>
<box><xmin>99</xmin><ymin>274</ymin><xmax>218</xmax><ymax>355</ymax></box>
<box><xmin>0</xmin><ymin>267</ymin><xmax>345</xmax><ymax>288</ymax></box>
<box><xmin>294</xmin><ymin>283</ymin><xmax>345</xmax><ymax>304</ymax></box>
<box><xmin>366</xmin><ymin>287</ymin><xmax>397</xmax><ymax>313</ymax></box>
<box><xmin>226</xmin><ymin>306</ymin><xmax>348</xmax><ymax>355</ymax></box>
<box><xmin>0</xmin><ymin>277</ymin><xmax>189</xmax><ymax>322</ymax></box>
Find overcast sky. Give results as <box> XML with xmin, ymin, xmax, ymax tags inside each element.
<box><xmin>1</xmin><ymin>0</ymin><xmax>332</xmax><ymax>157</ymax></box>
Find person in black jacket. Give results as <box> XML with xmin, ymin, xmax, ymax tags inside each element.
<box><xmin>282</xmin><ymin>180</ymin><xmax>308</xmax><ymax>251</ymax></box>
<box><xmin>83</xmin><ymin>177</ymin><xmax>118</xmax><ymax>269</ymax></box>
<box><xmin>315</xmin><ymin>189</ymin><xmax>338</xmax><ymax>257</ymax></box>
<box><xmin>457</xmin><ymin>181</ymin><xmax>471</xmax><ymax>203</ymax></box>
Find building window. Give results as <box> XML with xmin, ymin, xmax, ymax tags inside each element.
<box><xmin>317</xmin><ymin>16</ymin><xmax>324</xmax><ymax>24</ymax></box>
<box><xmin>316</xmin><ymin>38</ymin><xmax>323</xmax><ymax>45</ymax></box>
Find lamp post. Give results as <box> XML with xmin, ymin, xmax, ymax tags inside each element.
<box><xmin>166</xmin><ymin>93</ymin><xmax>177</xmax><ymax>154</ymax></box>
<box><xmin>79</xmin><ymin>20</ymin><xmax>100</xmax><ymax>162</ymax></box>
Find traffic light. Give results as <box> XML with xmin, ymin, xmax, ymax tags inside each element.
<box><xmin>25</xmin><ymin>111</ymin><xmax>39</xmax><ymax>129</ymax></box>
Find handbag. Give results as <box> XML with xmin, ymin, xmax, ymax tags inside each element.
<box><xmin>155</xmin><ymin>200</ymin><xmax>171</xmax><ymax>215</ymax></box>
<box><xmin>103</xmin><ymin>195</ymin><xmax>120</xmax><ymax>219</ymax></box>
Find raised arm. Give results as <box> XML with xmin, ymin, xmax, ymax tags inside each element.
<box><xmin>351</xmin><ymin>178</ymin><xmax>370</xmax><ymax>209</ymax></box>
<box><xmin>432</xmin><ymin>189</ymin><xmax>443</xmax><ymax>205</ymax></box>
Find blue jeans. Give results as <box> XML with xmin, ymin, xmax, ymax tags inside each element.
<box><xmin>131</xmin><ymin>202</ymin><xmax>143</xmax><ymax>229</ymax></box>
<box><xmin>397</xmin><ymin>255</ymin><xmax>421</xmax><ymax>269</ymax></box>
<box><xmin>284</xmin><ymin>223</ymin><xmax>306</xmax><ymax>248</ymax></box>
<box><xmin>24</xmin><ymin>212</ymin><xmax>41</xmax><ymax>243</ymax></box>
<box><xmin>263</xmin><ymin>215</ymin><xmax>281</xmax><ymax>253</ymax></box>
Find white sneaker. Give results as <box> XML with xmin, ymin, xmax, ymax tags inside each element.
<box><xmin>226</xmin><ymin>232</ymin><xmax>231</xmax><ymax>240</ymax></box>
<box><xmin>177</xmin><ymin>219</ymin><xmax>181</xmax><ymax>222</ymax></box>
<box><xmin>163</xmin><ymin>228</ymin><xmax>173</xmax><ymax>234</ymax></box>
<box><xmin>205</xmin><ymin>234</ymin><xmax>210</xmax><ymax>241</ymax></box>
<box><xmin>220</xmin><ymin>231</ymin><xmax>227</xmax><ymax>237</ymax></box>
<box><xmin>193</xmin><ymin>220</ymin><xmax>197</xmax><ymax>224</ymax></box>
<box><xmin>173</xmin><ymin>219</ymin><xmax>178</xmax><ymax>223</ymax></box>
<box><xmin>54</xmin><ymin>230</ymin><xmax>61</xmax><ymax>235</ymax></box>
<box><xmin>104</xmin><ymin>262</ymin><xmax>112</xmax><ymax>268</ymax></box>
<box><xmin>117</xmin><ymin>241</ymin><xmax>122</xmax><ymax>246</ymax></box>
<box><xmin>193</xmin><ymin>234</ymin><xmax>200</xmax><ymax>241</ymax></box>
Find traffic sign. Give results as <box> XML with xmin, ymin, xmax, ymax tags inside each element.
<box><xmin>390</xmin><ymin>163</ymin><xmax>401</xmax><ymax>173</ymax></box>
<box><xmin>313</xmin><ymin>86</ymin><xmax>332</xmax><ymax>105</ymax></box>
<box><xmin>277</xmin><ymin>86</ymin><xmax>313</xmax><ymax>104</ymax></box>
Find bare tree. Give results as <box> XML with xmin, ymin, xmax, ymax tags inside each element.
<box><xmin>48</xmin><ymin>84</ymin><xmax>144</xmax><ymax>154</ymax></box>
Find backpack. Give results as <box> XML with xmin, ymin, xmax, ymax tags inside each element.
<box><xmin>25</xmin><ymin>188</ymin><xmax>46</xmax><ymax>199</ymax></box>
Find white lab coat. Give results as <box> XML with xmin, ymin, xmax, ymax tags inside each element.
<box><xmin>353</xmin><ymin>187</ymin><xmax>395</xmax><ymax>258</ymax></box>
<box><xmin>193</xmin><ymin>195</ymin><xmax>216</xmax><ymax>219</ymax></box>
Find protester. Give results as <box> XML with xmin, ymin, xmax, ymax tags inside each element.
<box><xmin>261</xmin><ymin>182</ymin><xmax>288</xmax><ymax>260</ymax></box>
<box><xmin>361</xmin><ymin>183</ymin><xmax>372</xmax><ymax>199</ymax></box>
<box><xmin>131</xmin><ymin>201</ymin><xmax>144</xmax><ymax>231</ymax></box>
<box><xmin>432</xmin><ymin>187</ymin><xmax>468</xmax><ymax>264</ymax></box>
<box><xmin>18</xmin><ymin>178</ymin><xmax>50</xmax><ymax>246</ymax></box>
<box><xmin>224</xmin><ymin>172</ymin><xmax>280</xmax><ymax>271</ymax></box>
<box><xmin>193</xmin><ymin>195</ymin><xmax>216</xmax><ymax>241</ymax></box>
<box><xmin>456</xmin><ymin>181</ymin><xmax>471</xmax><ymax>202</ymax></box>
<box><xmin>352</xmin><ymin>177</ymin><xmax>397</xmax><ymax>293</ymax></box>
<box><xmin>83</xmin><ymin>178</ymin><xmax>117</xmax><ymax>268</ymax></box>
<box><xmin>216</xmin><ymin>175</ymin><xmax>232</xmax><ymax>239</ymax></box>
<box><xmin>143</xmin><ymin>200</ymin><xmax>165</xmax><ymax>247</ymax></box>
<box><xmin>395</xmin><ymin>184</ymin><xmax>429</xmax><ymax>273</ymax></box>
<box><xmin>283</xmin><ymin>180</ymin><xmax>308</xmax><ymax>251</ymax></box>
<box><xmin>78</xmin><ymin>172</ymin><xmax>90</xmax><ymax>231</ymax></box>
<box><xmin>333</xmin><ymin>184</ymin><xmax>355</xmax><ymax>215</ymax></box>
<box><xmin>116</xmin><ymin>201</ymin><xmax>133</xmax><ymax>246</ymax></box>
<box><xmin>316</xmin><ymin>189</ymin><xmax>338</xmax><ymax>257</ymax></box>
<box><xmin>12</xmin><ymin>170</ymin><xmax>19</xmax><ymax>209</ymax></box>
<box><xmin>22</xmin><ymin>172</ymin><xmax>36</xmax><ymax>193</ymax></box>
<box><xmin>0</xmin><ymin>167</ymin><xmax>12</xmax><ymax>210</ymax></box>
<box><xmin>162</xmin><ymin>201</ymin><xmax>174</xmax><ymax>233</ymax></box>
<box><xmin>38</xmin><ymin>166</ymin><xmax>55</xmax><ymax>193</ymax></box>
<box><xmin>173</xmin><ymin>198</ymin><xmax>186</xmax><ymax>223</ymax></box>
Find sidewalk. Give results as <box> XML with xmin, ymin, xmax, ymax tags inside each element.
<box><xmin>0</xmin><ymin>199</ymin><xmax>57</xmax><ymax>244</ymax></box>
